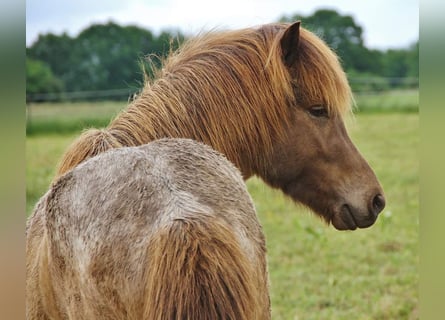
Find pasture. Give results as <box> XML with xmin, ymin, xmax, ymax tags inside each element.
<box><xmin>26</xmin><ymin>100</ymin><xmax>418</xmax><ymax>319</ymax></box>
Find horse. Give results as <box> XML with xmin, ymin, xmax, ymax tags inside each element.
<box><xmin>26</xmin><ymin>138</ymin><xmax>270</xmax><ymax>319</ymax></box>
<box><xmin>56</xmin><ymin>22</ymin><xmax>385</xmax><ymax>229</ymax></box>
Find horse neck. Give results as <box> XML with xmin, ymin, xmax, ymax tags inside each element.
<box><xmin>107</xmin><ymin>89</ymin><xmax>185</xmax><ymax>146</ymax></box>
<box><xmin>107</xmin><ymin>86</ymin><xmax>255</xmax><ymax>178</ymax></box>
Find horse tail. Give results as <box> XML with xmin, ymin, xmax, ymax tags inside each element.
<box><xmin>55</xmin><ymin>128</ymin><xmax>122</xmax><ymax>179</ymax></box>
<box><xmin>143</xmin><ymin>217</ymin><xmax>265</xmax><ymax>320</ymax></box>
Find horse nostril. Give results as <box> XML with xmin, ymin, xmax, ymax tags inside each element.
<box><xmin>371</xmin><ymin>194</ymin><xmax>386</xmax><ymax>216</ymax></box>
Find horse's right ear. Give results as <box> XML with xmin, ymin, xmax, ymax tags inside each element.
<box><xmin>280</xmin><ymin>21</ymin><xmax>301</xmax><ymax>66</ymax></box>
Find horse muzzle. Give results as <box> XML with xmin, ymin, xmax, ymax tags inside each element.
<box><xmin>331</xmin><ymin>193</ymin><xmax>386</xmax><ymax>230</ymax></box>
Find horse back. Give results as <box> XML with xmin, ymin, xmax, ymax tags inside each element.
<box><xmin>27</xmin><ymin>139</ymin><xmax>270</xmax><ymax>319</ymax></box>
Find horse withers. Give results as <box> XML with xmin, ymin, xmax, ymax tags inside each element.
<box><xmin>55</xmin><ymin>22</ymin><xmax>384</xmax><ymax>230</ymax></box>
<box><xmin>26</xmin><ymin>139</ymin><xmax>270</xmax><ymax>319</ymax></box>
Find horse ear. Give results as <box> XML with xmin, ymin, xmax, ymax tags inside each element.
<box><xmin>280</xmin><ymin>21</ymin><xmax>301</xmax><ymax>66</ymax></box>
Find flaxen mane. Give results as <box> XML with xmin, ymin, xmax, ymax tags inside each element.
<box><xmin>27</xmin><ymin>139</ymin><xmax>270</xmax><ymax>319</ymax></box>
<box><xmin>55</xmin><ymin>23</ymin><xmax>352</xmax><ymax>179</ymax></box>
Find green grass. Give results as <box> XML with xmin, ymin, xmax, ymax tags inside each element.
<box><xmin>354</xmin><ymin>89</ymin><xmax>419</xmax><ymax>113</ymax></box>
<box><xmin>26</xmin><ymin>133</ymin><xmax>78</xmax><ymax>213</ymax></box>
<box><xmin>26</xmin><ymin>101</ymin><xmax>125</xmax><ymax>135</ymax></box>
<box><xmin>26</xmin><ymin>105</ymin><xmax>418</xmax><ymax>319</ymax></box>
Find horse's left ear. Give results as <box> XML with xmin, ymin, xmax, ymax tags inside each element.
<box><xmin>280</xmin><ymin>21</ymin><xmax>301</xmax><ymax>66</ymax></box>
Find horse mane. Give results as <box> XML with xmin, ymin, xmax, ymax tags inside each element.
<box><xmin>56</xmin><ymin>23</ymin><xmax>352</xmax><ymax>179</ymax></box>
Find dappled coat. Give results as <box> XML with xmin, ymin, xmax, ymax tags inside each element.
<box><xmin>26</xmin><ymin>138</ymin><xmax>270</xmax><ymax>319</ymax></box>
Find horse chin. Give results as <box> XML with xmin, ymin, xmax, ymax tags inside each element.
<box><xmin>331</xmin><ymin>204</ymin><xmax>376</xmax><ymax>231</ymax></box>
<box><xmin>281</xmin><ymin>182</ymin><xmax>377</xmax><ymax>231</ymax></box>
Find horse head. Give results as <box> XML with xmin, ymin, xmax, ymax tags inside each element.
<box><xmin>262</xmin><ymin>22</ymin><xmax>385</xmax><ymax>230</ymax></box>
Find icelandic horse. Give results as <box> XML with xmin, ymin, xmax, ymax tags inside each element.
<box><xmin>27</xmin><ymin>21</ymin><xmax>386</xmax><ymax>319</ymax></box>
<box><xmin>54</xmin><ymin>22</ymin><xmax>385</xmax><ymax>230</ymax></box>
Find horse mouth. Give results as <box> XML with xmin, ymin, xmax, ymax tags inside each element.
<box><xmin>281</xmin><ymin>182</ymin><xmax>379</xmax><ymax>231</ymax></box>
<box><xmin>331</xmin><ymin>204</ymin><xmax>376</xmax><ymax>231</ymax></box>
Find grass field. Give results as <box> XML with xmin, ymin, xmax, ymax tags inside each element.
<box><xmin>26</xmin><ymin>99</ymin><xmax>418</xmax><ymax>319</ymax></box>
<box><xmin>353</xmin><ymin>89</ymin><xmax>419</xmax><ymax>113</ymax></box>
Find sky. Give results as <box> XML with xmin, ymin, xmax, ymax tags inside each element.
<box><xmin>26</xmin><ymin>0</ymin><xmax>418</xmax><ymax>50</ymax></box>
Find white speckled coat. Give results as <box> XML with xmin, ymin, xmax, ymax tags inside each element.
<box><xmin>26</xmin><ymin>139</ymin><xmax>269</xmax><ymax>320</ymax></box>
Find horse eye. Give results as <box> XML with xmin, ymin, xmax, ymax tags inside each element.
<box><xmin>308</xmin><ymin>106</ymin><xmax>329</xmax><ymax>118</ymax></box>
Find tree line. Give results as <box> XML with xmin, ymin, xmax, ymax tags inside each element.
<box><xmin>26</xmin><ymin>9</ymin><xmax>418</xmax><ymax>102</ymax></box>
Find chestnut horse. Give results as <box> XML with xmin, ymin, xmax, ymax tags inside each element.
<box><xmin>27</xmin><ymin>139</ymin><xmax>269</xmax><ymax>319</ymax></box>
<box><xmin>55</xmin><ymin>22</ymin><xmax>385</xmax><ymax>230</ymax></box>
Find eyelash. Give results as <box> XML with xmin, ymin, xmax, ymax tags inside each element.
<box><xmin>308</xmin><ymin>105</ymin><xmax>329</xmax><ymax>118</ymax></box>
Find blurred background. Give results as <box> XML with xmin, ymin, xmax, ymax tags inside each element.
<box><xmin>26</xmin><ymin>1</ymin><xmax>418</xmax><ymax>109</ymax></box>
<box><xmin>25</xmin><ymin>1</ymin><xmax>419</xmax><ymax>319</ymax></box>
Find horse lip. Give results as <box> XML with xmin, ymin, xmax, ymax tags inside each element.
<box><xmin>338</xmin><ymin>204</ymin><xmax>358</xmax><ymax>230</ymax></box>
<box><xmin>280</xmin><ymin>182</ymin><xmax>375</xmax><ymax>231</ymax></box>
<box><xmin>334</xmin><ymin>204</ymin><xmax>377</xmax><ymax>230</ymax></box>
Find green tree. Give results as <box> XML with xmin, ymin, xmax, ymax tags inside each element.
<box><xmin>383</xmin><ymin>50</ymin><xmax>409</xmax><ymax>77</ymax></box>
<box><xmin>379</xmin><ymin>41</ymin><xmax>418</xmax><ymax>87</ymax></box>
<box><xmin>26</xmin><ymin>57</ymin><xmax>64</xmax><ymax>101</ymax></box>
<box><xmin>280</xmin><ymin>8</ymin><xmax>418</xmax><ymax>91</ymax></box>
<box><xmin>281</xmin><ymin>9</ymin><xmax>377</xmax><ymax>72</ymax></box>
<box><xmin>27</xmin><ymin>14</ymin><xmax>417</xmax><ymax>99</ymax></box>
<box><xmin>27</xmin><ymin>22</ymin><xmax>185</xmax><ymax>95</ymax></box>
<box><xmin>405</xmin><ymin>41</ymin><xmax>419</xmax><ymax>77</ymax></box>
<box><xmin>27</xmin><ymin>33</ymin><xmax>76</xmax><ymax>89</ymax></box>
<box><xmin>71</xmin><ymin>22</ymin><xmax>152</xmax><ymax>91</ymax></box>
